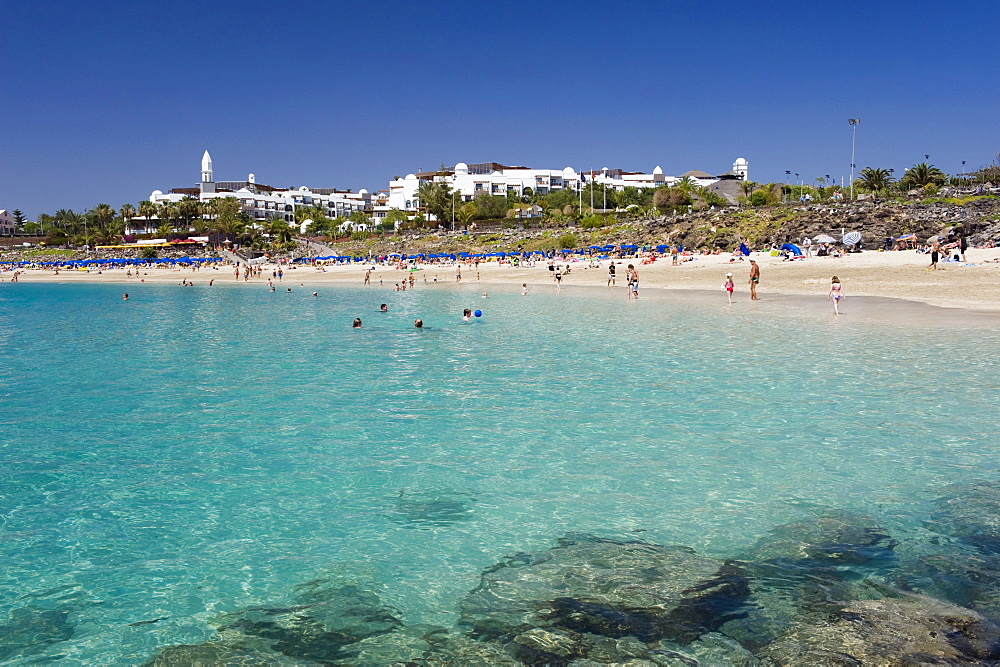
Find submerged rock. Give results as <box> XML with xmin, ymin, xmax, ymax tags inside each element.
<box><xmin>143</xmin><ymin>637</ymin><xmax>309</xmax><ymax>666</ymax></box>
<box><xmin>391</xmin><ymin>489</ymin><xmax>476</xmax><ymax>527</ymax></box>
<box><xmin>0</xmin><ymin>606</ymin><xmax>75</xmax><ymax>662</ymax></box>
<box><xmin>895</xmin><ymin>550</ymin><xmax>1000</xmax><ymax>622</ymax></box>
<box><xmin>459</xmin><ymin>533</ymin><xmax>750</xmax><ymax>661</ymax></box>
<box><xmin>759</xmin><ymin>593</ymin><xmax>1000</xmax><ymax>665</ymax></box>
<box><xmin>211</xmin><ymin>581</ymin><xmax>403</xmax><ymax>662</ymax></box>
<box><xmin>746</xmin><ymin>511</ymin><xmax>898</xmax><ymax>566</ymax></box>
<box><xmin>723</xmin><ymin>512</ymin><xmax>899</xmax><ymax>649</ymax></box>
<box><xmin>928</xmin><ymin>480</ymin><xmax>1000</xmax><ymax>554</ymax></box>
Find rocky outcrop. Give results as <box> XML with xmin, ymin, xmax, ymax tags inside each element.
<box><xmin>759</xmin><ymin>594</ymin><xmax>1000</xmax><ymax>665</ymax></box>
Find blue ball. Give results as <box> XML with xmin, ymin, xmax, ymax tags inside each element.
<box><xmin>474</xmin><ymin>310</ymin><xmax>482</xmax><ymax>317</ymax></box>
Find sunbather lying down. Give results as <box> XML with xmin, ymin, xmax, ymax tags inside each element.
<box><xmin>985</xmin><ymin>258</ymin><xmax>1000</xmax><ymax>263</ymax></box>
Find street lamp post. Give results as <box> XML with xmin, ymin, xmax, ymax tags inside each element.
<box><xmin>795</xmin><ymin>173</ymin><xmax>800</xmax><ymax>201</ymax></box>
<box><xmin>784</xmin><ymin>170</ymin><xmax>791</xmax><ymax>202</ymax></box>
<box><xmin>848</xmin><ymin>118</ymin><xmax>860</xmax><ymax>201</ymax></box>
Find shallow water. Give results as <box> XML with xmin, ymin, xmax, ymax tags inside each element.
<box><xmin>1</xmin><ymin>281</ymin><xmax>999</xmax><ymax>662</ymax></box>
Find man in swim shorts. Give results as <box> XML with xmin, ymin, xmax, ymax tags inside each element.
<box><xmin>748</xmin><ymin>259</ymin><xmax>760</xmax><ymax>300</ymax></box>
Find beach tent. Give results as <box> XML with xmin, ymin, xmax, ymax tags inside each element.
<box><xmin>780</xmin><ymin>243</ymin><xmax>803</xmax><ymax>256</ymax></box>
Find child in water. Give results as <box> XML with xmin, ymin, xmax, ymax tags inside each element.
<box><xmin>724</xmin><ymin>273</ymin><xmax>734</xmax><ymax>305</ymax></box>
<box><xmin>829</xmin><ymin>276</ymin><xmax>845</xmax><ymax>314</ymax></box>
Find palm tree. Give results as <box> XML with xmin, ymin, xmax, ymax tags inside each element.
<box><xmin>858</xmin><ymin>168</ymin><xmax>894</xmax><ymax>194</ymax></box>
<box><xmin>137</xmin><ymin>200</ymin><xmax>157</xmax><ymax>233</ymax></box>
<box><xmin>120</xmin><ymin>203</ymin><xmax>135</xmax><ymax>234</ymax></box>
<box><xmin>900</xmin><ymin>163</ymin><xmax>946</xmax><ymax>189</ymax></box>
<box><xmin>159</xmin><ymin>202</ymin><xmax>179</xmax><ymax>233</ymax></box>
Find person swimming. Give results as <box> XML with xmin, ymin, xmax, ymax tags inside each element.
<box><xmin>380</xmin><ymin>304</ymin><xmax>388</xmax><ymax>312</ymax></box>
<box><xmin>414</xmin><ymin>319</ymin><xmax>423</xmax><ymax>328</ymax></box>
<box><xmin>353</xmin><ymin>318</ymin><xmax>362</xmax><ymax>328</ymax></box>
<box><xmin>463</xmin><ymin>308</ymin><xmax>472</xmax><ymax>322</ymax></box>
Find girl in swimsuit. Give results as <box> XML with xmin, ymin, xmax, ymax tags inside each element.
<box><xmin>829</xmin><ymin>276</ymin><xmax>844</xmax><ymax>315</ymax></box>
<box><xmin>724</xmin><ymin>273</ymin><xmax>734</xmax><ymax>305</ymax></box>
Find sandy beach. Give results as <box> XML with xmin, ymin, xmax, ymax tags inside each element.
<box><xmin>8</xmin><ymin>248</ymin><xmax>1000</xmax><ymax>312</ymax></box>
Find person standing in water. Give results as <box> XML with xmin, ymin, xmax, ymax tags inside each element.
<box><xmin>829</xmin><ymin>275</ymin><xmax>845</xmax><ymax>314</ymax></box>
<box><xmin>724</xmin><ymin>273</ymin><xmax>734</xmax><ymax>305</ymax></box>
<box><xmin>748</xmin><ymin>259</ymin><xmax>760</xmax><ymax>300</ymax></box>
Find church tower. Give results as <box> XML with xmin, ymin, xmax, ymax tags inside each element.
<box><xmin>200</xmin><ymin>150</ymin><xmax>215</xmax><ymax>195</ymax></box>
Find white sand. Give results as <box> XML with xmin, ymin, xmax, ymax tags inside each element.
<box><xmin>8</xmin><ymin>248</ymin><xmax>1000</xmax><ymax>312</ymax></box>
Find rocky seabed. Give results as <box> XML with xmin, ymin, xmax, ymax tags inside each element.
<box><xmin>7</xmin><ymin>481</ymin><xmax>1000</xmax><ymax>665</ymax></box>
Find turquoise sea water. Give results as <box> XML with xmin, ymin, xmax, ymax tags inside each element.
<box><xmin>1</xmin><ymin>281</ymin><xmax>999</xmax><ymax>663</ymax></box>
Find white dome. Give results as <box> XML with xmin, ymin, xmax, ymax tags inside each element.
<box><xmin>562</xmin><ymin>167</ymin><xmax>576</xmax><ymax>175</ymax></box>
<box><xmin>151</xmin><ymin>190</ymin><xmax>163</xmax><ymax>197</ymax></box>
<box><xmin>299</xmin><ymin>186</ymin><xmax>309</xmax><ymax>191</ymax></box>
<box><xmin>248</xmin><ymin>173</ymin><xmax>255</xmax><ymax>183</ymax></box>
<box><xmin>454</xmin><ymin>162</ymin><xmax>469</xmax><ymax>174</ymax></box>
<box><xmin>405</xmin><ymin>173</ymin><xmax>417</xmax><ymax>180</ymax></box>
<box><xmin>653</xmin><ymin>165</ymin><xmax>663</xmax><ymax>175</ymax></box>
<box><xmin>734</xmin><ymin>157</ymin><xmax>748</xmax><ymax>166</ymax></box>
<box><xmin>358</xmin><ymin>188</ymin><xmax>368</xmax><ymax>195</ymax></box>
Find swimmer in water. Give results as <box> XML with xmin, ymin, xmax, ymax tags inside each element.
<box><xmin>312</xmin><ymin>292</ymin><xmax>318</xmax><ymax>297</ymax></box>
<box><xmin>414</xmin><ymin>318</ymin><xmax>423</xmax><ymax>328</ymax></box>
<box><xmin>380</xmin><ymin>303</ymin><xmax>388</xmax><ymax>312</ymax></box>
<box><xmin>482</xmin><ymin>292</ymin><xmax>488</xmax><ymax>298</ymax></box>
<box><xmin>463</xmin><ymin>308</ymin><xmax>472</xmax><ymax>322</ymax></box>
<box><xmin>353</xmin><ymin>318</ymin><xmax>362</xmax><ymax>328</ymax></box>
<box><xmin>122</xmin><ymin>293</ymin><xmax>129</xmax><ymax>300</ymax></box>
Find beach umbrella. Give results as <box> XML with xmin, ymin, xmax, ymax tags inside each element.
<box><xmin>843</xmin><ymin>231</ymin><xmax>862</xmax><ymax>246</ymax></box>
<box><xmin>813</xmin><ymin>234</ymin><xmax>837</xmax><ymax>244</ymax></box>
<box><xmin>926</xmin><ymin>235</ymin><xmax>943</xmax><ymax>243</ymax></box>
<box><xmin>780</xmin><ymin>243</ymin><xmax>803</xmax><ymax>256</ymax></box>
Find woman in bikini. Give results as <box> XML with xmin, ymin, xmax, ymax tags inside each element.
<box><xmin>829</xmin><ymin>275</ymin><xmax>845</xmax><ymax>315</ymax></box>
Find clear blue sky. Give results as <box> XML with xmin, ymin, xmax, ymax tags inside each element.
<box><xmin>4</xmin><ymin>0</ymin><xmax>998</xmax><ymax>218</ymax></box>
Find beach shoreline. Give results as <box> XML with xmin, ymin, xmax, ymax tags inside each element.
<box><xmin>6</xmin><ymin>248</ymin><xmax>1000</xmax><ymax>313</ymax></box>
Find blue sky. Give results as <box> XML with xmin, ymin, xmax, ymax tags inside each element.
<box><xmin>4</xmin><ymin>0</ymin><xmax>998</xmax><ymax>218</ymax></box>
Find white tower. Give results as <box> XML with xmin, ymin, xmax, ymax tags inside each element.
<box><xmin>733</xmin><ymin>157</ymin><xmax>748</xmax><ymax>181</ymax></box>
<box><xmin>200</xmin><ymin>150</ymin><xmax>215</xmax><ymax>195</ymax></box>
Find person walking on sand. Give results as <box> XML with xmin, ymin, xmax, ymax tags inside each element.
<box><xmin>928</xmin><ymin>240</ymin><xmax>940</xmax><ymax>270</ymax></box>
<box><xmin>748</xmin><ymin>259</ymin><xmax>760</xmax><ymax>300</ymax></box>
<box><xmin>724</xmin><ymin>272</ymin><xmax>734</xmax><ymax>305</ymax></box>
<box><xmin>608</xmin><ymin>262</ymin><xmax>616</xmax><ymax>286</ymax></box>
<box><xmin>626</xmin><ymin>264</ymin><xmax>639</xmax><ymax>299</ymax></box>
<box><xmin>455</xmin><ymin>264</ymin><xmax>462</xmax><ymax>283</ymax></box>
<box><xmin>364</xmin><ymin>269</ymin><xmax>371</xmax><ymax>285</ymax></box>
<box><xmin>829</xmin><ymin>275</ymin><xmax>845</xmax><ymax>314</ymax></box>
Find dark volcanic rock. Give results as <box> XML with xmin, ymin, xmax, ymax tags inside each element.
<box><xmin>459</xmin><ymin>534</ymin><xmax>750</xmax><ymax>658</ymax></box>
<box><xmin>927</xmin><ymin>480</ymin><xmax>1000</xmax><ymax>554</ymax></box>
<box><xmin>758</xmin><ymin>593</ymin><xmax>1000</xmax><ymax>665</ymax></box>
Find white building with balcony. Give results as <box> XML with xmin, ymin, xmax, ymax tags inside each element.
<box><xmin>387</xmin><ymin>159</ymin><xmax>748</xmax><ymax>215</ymax></box>
<box><xmin>144</xmin><ymin>151</ymin><xmax>372</xmax><ymax>232</ymax></box>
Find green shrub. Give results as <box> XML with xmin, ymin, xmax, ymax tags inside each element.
<box><xmin>557</xmin><ymin>232</ymin><xmax>578</xmax><ymax>249</ymax></box>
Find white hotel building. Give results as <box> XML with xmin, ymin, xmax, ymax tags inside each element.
<box><xmin>145</xmin><ymin>152</ymin><xmax>373</xmax><ymax>232</ymax></box>
<box><xmin>388</xmin><ymin>159</ymin><xmax>748</xmax><ymax>213</ymax></box>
